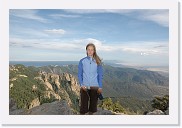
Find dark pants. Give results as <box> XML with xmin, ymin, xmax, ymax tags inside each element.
<box><xmin>80</xmin><ymin>86</ymin><xmax>99</xmax><ymax>114</ymax></box>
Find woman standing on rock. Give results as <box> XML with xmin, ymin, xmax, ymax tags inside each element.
<box><xmin>78</xmin><ymin>43</ymin><xmax>103</xmax><ymax>115</ymax></box>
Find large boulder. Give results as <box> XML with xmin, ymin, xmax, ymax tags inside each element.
<box><xmin>146</xmin><ymin>109</ymin><xmax>165</xmax><ymax>115</ymax></box>
<box><xmin>9</xmin><ymin>98</ymin><xmax>26</xmax><ymax>115</ymax></box>
<box><xmin>26</xmin><ymin>100</ymin><xmax>73</xmax><ymax>115</ymax></box>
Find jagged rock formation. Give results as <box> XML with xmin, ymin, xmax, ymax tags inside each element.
<box><xmin>61</xmin><ymin>73</ymin><xmax>80</xmax><ymax>96</ymax></box>
<box><xmin>9</xmin><ymin>65</ymin><xmax>80</xmax><ymax>114</ymax></box>
<box><xmin>37</xmin><ymin>71</ymin><xmax>80</xmax><ymax>106</ymax></box>
<box><xmin>38</xmin><ymin>71</ymin><xmax>80</xmax><ymax>96</ymax></box>
<box><xmin>43</xmin><ymin>91</ymin><xmax>61</xmax><ymax>100</ymax></box>
<box><xmin>28</xmin><ymin>98</ymin><xmax>40</xmax><ymax>109</ymax></box>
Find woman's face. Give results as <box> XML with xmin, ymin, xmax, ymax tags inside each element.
<box><xmin>87</xmin><ymin>46</ymin><xmax>94</xmax><ymax>57</ymax></box>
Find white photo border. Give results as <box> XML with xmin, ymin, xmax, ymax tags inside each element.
<box><xmin>0</xmin><ymin>0</ymin><xmax>179</xmax><ymax>125</ymax></box>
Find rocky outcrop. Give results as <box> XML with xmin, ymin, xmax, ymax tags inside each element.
<box><xmin>38</xmin><ymin>71</ymin><xmax>80</xmax><ymax>96</ymax></box>
<box><xmin>34</xmin><ymin>76</ymin><xmax>44</xmax><ymax>83</ymax></box>
<box><xmin>44</xmin><ymin>91</ymin><xmax>61</xmax><ymax>100</ymax></box>
<box><xmin>58</xmin><ymin>88</ymin><xmax>72</xmax><ymax>106</ymax></box>
<box><xmin>44</xmin><ymin>81</ymin><xmax>54</xmax><ymax>91</ymax></box>
<box><xmin>10</xmin><ymin>77</ymin><xmax>17</xmax><ymax>82</ymax></box>
<box><xmin>10</xmin><ymin>83</ymin><xmax>14</xmax><ymax>89</ymax></box>
<box><xmin>10</xmin><ymin>99</ymin><xmax>73</xmax><ymax>115</ymax></box>
<box><xmin>60</xmin><ymin>73</ymin><xmax>80</xmax><ymax>96</ymax></box>
<box><xmin>37</xmin><ymin>71</ymin><xmax>80</xmax><ymax>106</ymax></box>
<box><xmin>28</xmin><ymin>98</ymin><xmax>40</xmax><ymax>109</ymax></box>
<box><xmin>26</xmin><ymin>100</ymin><xmax>73</xmax><ymax>115</ymax></box>
<box><xmin>18</xmin><ymin>74</ymin><xmax>27</xmax><ymax>77</ymax></box>
<box><xmin>9</xmin><ymin>98</ymin><xmax>26</xmax><ymax>115</ymax></box>
<box><xmin>39</xmin><ymin>72</ymin><xmax>66</xmax><ymax>91</ymax></box>
<box><xmin>32</xmin><ymin>85</ymin><xmax>37</xmax><ymax>91</ymax></box>
<box><xmin>47</xmin><ymin>73</ymin><xmax>61</xmax><ymax>90</ymax></box>
<box><xmin>82</xmin><ymin>108</ymin><xmax>125</xmax><ymax>115</ymax></box>
<box><xmin>10</xmin><ymin>98</ymin><xmax>123</xmax><ymax>115</ymax></box>
<box><xmin>146</xmin><ymin>109</ymin><xmax>165</xmax><ymax>115</ymax></box>
<box><xmin>9</xmin><ymin>65</ymin><xmax>19</xmax><ymax>71</ymax></box>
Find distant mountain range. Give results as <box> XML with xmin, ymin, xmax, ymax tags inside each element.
<box><xmin>9</xmin><ymin>63</ymin><xmax>169</xmax><ymax>115</ymax></box>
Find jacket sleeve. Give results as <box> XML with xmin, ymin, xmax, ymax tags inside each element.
<box><xmin>78</xmin><ymin>60</ymin><xmax>83</xmax><ymax>87</ymax></box>
<box><xmin>97</xmin><ymin>64</ymin><xmax>103</xmax><ymax>88</ymax></box>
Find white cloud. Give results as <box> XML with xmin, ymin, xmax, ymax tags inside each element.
<box><xmin>137</xmin><ymin>10</ymin><xmax>169</xmax><ymax>27</ymax></box>
<box><xmin>63</xmin><ymin>9</ymin><xmax>168</xmax><ymax>27</ymax></box>
<box><xmin>9</xmin><ymin>9</ymin><xmax>168</xmax><ymax>27</ymax></box>
<box><xmin>50</xmin><ymin>14</ymin><xmax>81</xmax><ymax>18</ymax></box>
<box><xmin>44</xmin><ymin>29</ymin><xmax>66</xmax><ymax>35</ymax></box>
<box><xmin>73</xmin><ymin>38</ymin><xmax>168</xmax><ymax>55</ymax></box>
<box><xmin>119</xmin><ymin>42</ymin><xmax>168</xmax><ymax>55</ymax></box>
<box><xmin>9</xmin><ymin>38</ymin><xmax>77</xmax><ymax>50</ymax></box>
<box><xmin>9</xmin><ymin>37</ymin><xmax>168</xmax><ymax>56</ymax></box>
<box><xmin>62</xmin><ymin>9</ymin><xmax>134</xmax><ymax>15</ymax></box>
<box><xmin>10</xmin><ymin>9</ymin><xmax>47</xmax><ymax>23</ymax></box>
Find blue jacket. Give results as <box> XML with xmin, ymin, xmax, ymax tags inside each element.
<box><xmin>78</xmin><ymin>56</ymin><xmax>103</xmax><ymax>88</ymax></box>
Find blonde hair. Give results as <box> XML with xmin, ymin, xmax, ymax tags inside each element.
<box><xmin>86</xmin><ymin>43</ymin><xmax>102</xmax><ymax>65</ymax></box>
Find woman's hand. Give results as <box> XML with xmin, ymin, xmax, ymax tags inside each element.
<box><xmin>97</xmin><ymin>88</ymin><xmax>102</xmax><ymax>94</ymax></box>
<box><xmin>81</xmin><ymin>86</ymin><xmax>87</xmax><ymax>91</ymax></box>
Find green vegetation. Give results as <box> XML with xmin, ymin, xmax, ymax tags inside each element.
<box><xmin>40</xmin><ymin>97</ymin><xmax>58</xmax><ymax>104</ymax></box>
<box><xmin>151</xmin><ymin>95</ymin><xmax>169</xmax><ymax>112</ymax></box>
<box><xmin>10</xmin><ymin>66</ymin><xmax>45</xmax><ymax>109</ymax></box>
<box><xmin>98</xmin><ymin>98</ymin><xmax>125</xmax><ymax>113</ymax></box>
<box><xmin>102</xmin><ymin>65</ymin><xmax>169</xmax><ymax>99</ymax></box>
<box><xmin>98</xmin><ymin>97</ymin><xmax>154</xmax><ymax>114</ymax></box>
<box><xmin>10</xmin><ymin>64</ymin><xmax>80</xmax><ymax>112</ymax></box>
<box><xmin>112</xmin><ymin>97</ymin><xmax>153</xmax><ymax>114</ymax></box>
<box><xmin>9</xmin><ymin>64</ymin><xmax>169</xmax><ymax>115</ymax></box>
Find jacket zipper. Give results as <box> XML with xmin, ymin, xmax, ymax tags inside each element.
<box><xmin>89</xmin><ymin>57</ymin><xmax>91</xmax><ymax>86</ymax></box>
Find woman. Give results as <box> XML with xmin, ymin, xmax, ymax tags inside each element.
<box><xmin>78</xmin><ymin>43</ymin><xmax>103</xmax><ymax>115</ymax></box>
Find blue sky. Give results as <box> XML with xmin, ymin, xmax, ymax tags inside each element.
<box><xmin>9</xmin><ymin>9</ymin><xmax>169</xmax><ymax>66</ymax></box>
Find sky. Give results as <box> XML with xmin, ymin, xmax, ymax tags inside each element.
<box><xmin>9</xmin><ymin>9</ymin><xmax>169</xmax><ymax>66</ymax></box>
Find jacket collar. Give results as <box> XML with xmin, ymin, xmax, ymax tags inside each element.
<box><xmin>86</xmin><ymin>56</ymin><xmax>96</xmax><ymax>62</ymax></box>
